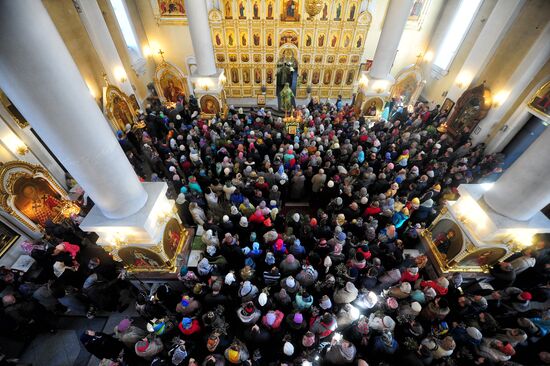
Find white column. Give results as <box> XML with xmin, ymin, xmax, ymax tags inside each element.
<box><xmin>0</xmin><ymin>0</ymin><xmax>148</xmax><ymax>219</ymax></box>
<box><xmin>75</xmin><ymin>0</ymin><xmax>134</xmax><ymax>96</ymax></box>
<box><xmin>369</xmin><ymin>0</ymin><xmax>413</xmax><ymax>80</ymax></box>
<box><xmin>184</xmin><ymin>0</ymin><xmax>217</xmax><ymax>76</ymax></box>
<box><xmin>471</xmin><ymin>22</ymin><xmax>550</xmax><ymax>146</ymax></box>
<box><xmin>484</xmin><ymin>126</ymin><xmax>550</xmax><ymax>221</ymax></box>
<box><xmin>446</xmin><ymin>0</ymin><xmax>525</xmax><ymax>102</ymax></box>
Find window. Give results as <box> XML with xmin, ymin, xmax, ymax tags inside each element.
<box><xmin>433</xmin><ymin>0</ymin><xmax>483</xmax><ymax>75</ymax></box>
<box><xmin>109</xmin><ymin>0</ymin><xmax>139</xmax><ymax>53</ymax></box>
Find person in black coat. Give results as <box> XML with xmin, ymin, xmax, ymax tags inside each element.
<box><xmin>80</xmin><ymin>330</ymin><xmax>124</xmax><ymax>361</ymax></box>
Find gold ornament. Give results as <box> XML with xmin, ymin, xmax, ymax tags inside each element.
<box><xmin>305</xmin><ymin>0</ymin><xmax>323</xmax><ymax>18</ymax></box>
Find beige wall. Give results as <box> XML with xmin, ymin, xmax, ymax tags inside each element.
<box><xmin>43</xmin><ymin>0</ymin><xmax>105</xmax><ymax>103</ymax></box>
<box><xmin>420</xmin><ymin>0</ymin><xmax>497</xmax><ymax>103</ymax></box>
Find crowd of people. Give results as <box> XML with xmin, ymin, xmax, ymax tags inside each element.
<box><xmin>1</xmin><ymin>96</ymin><xmax>549</xmax><ymax>366</ymax></box>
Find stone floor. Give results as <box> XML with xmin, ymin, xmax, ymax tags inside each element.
<box><xmin>18</xmin><ymin>303</ymin><xmax>139</xmax><ymax>366</ymax></box>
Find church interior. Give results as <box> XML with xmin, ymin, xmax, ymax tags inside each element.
<box><xmin>0</xmin><ymin>0</ymin><xmax>549</xmax><ymax>365</ymax></box>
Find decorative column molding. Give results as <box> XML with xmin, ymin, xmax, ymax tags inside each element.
<box><xmin>184</xmin><ymin>0</ymin><xmax>217</xmax><ymax>76</ymax></box>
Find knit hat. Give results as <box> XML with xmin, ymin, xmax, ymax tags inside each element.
<box><xmin>286</xmin><ymin>276</ymin><xmax>296</xmax><ymax>288</ymax></box>
<box><xmin>411</xmin><ymin>302</ymin><xmax>422</xmax><ymax>313</ymax></box>
<box><xmin>400</xmin><ymin>282</ymin><xmax>412</xmax><ymax>294</ymax></box>
<box><xmin>266</xmin><ymin>312</ymin><xmax>277</xmax><ymax>326</ymax></box>
<box><xmin>519</xmin><ymin>291</ymin><xmax>532</xmax><ymax>301</ymax></box>
<box><xmin>265</xmin><ymin>252</ymin><xmax>276</xmax><ymax>265</ymax></box>
<box><xmin>240</xmin><ymin>281</ymin><xmax>253</xmax><ymax>296</ymax></box>
<box><xmin>283</xmin><ymin>341</ymin><xmax>294</xmax><ymax>356</ymax></box>
<box><xmin>437</xmin><ymin>277</ymin><xmax>449</xmax><ymax>288</ymax></box>
<box><xmin>225</xmin><ymin>272</ymin><xmax>236</xmax><ymax>285</ymax></box>
<box><xmin>386</xmin><ymin>297</ymin><xmax>398</xmax><ymax>310</ymax></box>
<box><xmin>293</xmin><ymin>313</ymin><xmax>304</xmax><ymax>324</ymax></box>
<box><xmin>258</xmin><ymin>292</ymin><xmax>268</xmax><ymax>306</ymax></box>
<box><xmin>382</xmin><ymin>316</ymin><xmax>396</xmax><ymax>330</ymax></box>
<box><xmin>408</xmin><ymin>266</ymin><xmax>419</xmax><ymax>275</ymax></box>
<box><xmin>117</xmin><ymin>319</ymin><xmax>131</xmax><ymax>333</ymax></box>
<box><xmin>467</xmin><ymin>327</ymin><xmax>482</xmax><ymax>341</ymax></box>
<box><xmin>181</xmin><ymin>317</ymin><xmax>192</xmax><ymax>329</ymax></box>
<box><xmin>319</xmin><ymin>295</ymin><xmax>332</xmax><ymax>310</ymax></box>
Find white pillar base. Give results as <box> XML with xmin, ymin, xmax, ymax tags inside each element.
<box><xmin>80</xmin><ymin>182</ymin><xmax>174</xmax><ymax>246</ymax></box>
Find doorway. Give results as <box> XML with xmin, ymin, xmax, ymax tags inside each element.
<box><xmin>501</xmin><ymin>114</ymin><xmax>547</xmax><ymax>169</ymax></box>
<box><xmin>276</xmin><ymin>49</ymin><xmax>298</xmax><ymax>109</ymax></box>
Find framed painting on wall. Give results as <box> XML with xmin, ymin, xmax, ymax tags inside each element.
<box><xmin>153</xmin><ymin>0</ymin><xmax>187</xmax><ymax>24</ymax></box>
<box><xmin>441</xmin><ymin>98</ymin><xmax>455</xmax><ymax>115</ymax></box>
<box><xmin>0</xmin><ymin>220</ymin><xmax>20</xmax><ymax>258</ymax></box>
<box><xmin>257</xmin><ymin>94</ymin><xmax>266</xmax><ymax>105</ymax></box>
<box><xmin>528</xmin><ymin>80</ymin><xmax>550</xmax><ymax>120</ymax></box>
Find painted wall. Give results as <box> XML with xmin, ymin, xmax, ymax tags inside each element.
<box><xmin>420</xmin><ymin>0</ymin><xmax>497</xmax><ymax>104</ymax></box>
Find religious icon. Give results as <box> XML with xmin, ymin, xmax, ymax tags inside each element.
<box><xmin>215</xmin><ymin>33</ymin><xmax>222</xmax><ymax>46</ymax></box>
<box><xmin>228</xmin><ymin>32</ymin><xmax>234</xmax><ymax>46</ymax></box>
<box><xmin>163</xmin><ymin>79</ymin><xmax>183</xmax><ymax>103</ymax></box>
<box><xmin>266</xmin><ymin>69</ymin><xmax>273</xmax><ymax>84</ymax></box>
<box><xmin>334</xmin><ymin>2</ymin><xmax>342</xmax><ymax>20</ymax></box>
<box><xmin>266</xmin><ymin>55</ymin><xmax>274</xmax><ymax>62</ymax></box>
<box><xmin>0</xmin><ymin>221</ymin><xmax>19</xmax><ymax>258</ymax></box>
<box><xmin>241</xmin><ymin>54</ymin><xmax>249</xmax><ymax>62</ymax></box>
<box><xmin>217</xmin><ymin>54</ymin><xmax>225</xmax><ymax>62</ymax></box>
<box><xmin>225</xmin><ymin>0</ymin><xmax>232</xmax><ymax>18</ymax></box>
<box><xmin>314</xmin><ymin>55</ymin><xmax>322</xmax><ymax>63</ymax></box>
<box><xmin>119</xmin><ymin>247</ymin><xmax>165</xmax><ymax>269</ymax></box>
<box><xmin>253</xmin><ymin>1</ymin><xmax>260</xmax><ymax>18</ymax></box>
<box><xmin>321</xmin><ymin>2</ymin><xmax>328</xmax><ymax>20</ymax></box>
<box><xmin>312</xmin><ymin>70</ymin><xmax>320</xmax><ymax>84</ymax></box>
<box><xmin>348</xmin><ymin>3</ymin><xmax>356</xmax><ymax>20</ymax></box>
<box><xmin>306</xmin><ymin>34</ymin><xmax>312</xmax><ymax>47</ymax></box>
<box><xmin>318</xmin><ymin>34</ymin><xmax>325</xmax><ymax>47</ymax></box>
<box><xmin>200</xmin><ymin>94</ymin><xmax>220</xmax><ymax>115</ymax></box>
<box><xmin>254</xmin><ymin>69</ymin><xmax>262</xmax><ymax>84</ymax></box>
<box><xmin>301</xmin><ymin>70</ymin><xmax>308</xmax><ymax>84</ymax></box>
<box><xmin>356</xmin><ymin>35</ymin><xmax>362</xmax><ymax>48</ymax></box>
<box><xmin>241</xmin><ymin>33</ymin><xmax>247</xmax><ymax>46</ymax></box>
<box><xmin>158</xmin><ymin>0</ymin><xmax>185</xmax><ymax>16</ymax></box>
<box><xmin>335</xmin><ymin>70</ymin><xmax>343</xmax><ymax>85</ymax></box>
<box><xmin>281</xmin><ymin>0</ymin><xmax>300</xmax><ymax>21</ymax></box>
<box><xmin>111</xmin><ymin>94</ymin><xmax>134</xmax><ymax>130</ymax></box>
<box><xmin>339</xmin><ymin>56</ymin><xmax>347</xmax><ymax>64</ymax></box>
<box><xmin>367</xmin><ymin>101</ymin><xmax>377</xmax><ymax>116</ymax></box>
<box><xmin>14</xmin><ymin>177</ymin><xmax>63</xmax><ymax>227</ymax></box>
<box><xmin>458</xmin><ymin>248</ymin><xmax>505</xmax><ymax>267</ymax></box>
<box><xmin>239</xmin><ymin>1</ymin><xmax>246</xmax><ymax>18</ymax></box>
<box><xmin>267</xmin><ymin>1</ymin><xmax>274</xmax><ymax>19</ymax></box>
<box><xmin>351</xmin><ymin>55</ymin><xmax>360</xmax><ymax>63</ymax></box>
<box><xmin>279</xmin><ymin>31</ymin><xmax>299</xmax><ymax>46</ymax></box>
<box><xmin>229</xmin><ymin>54</ymin><xmax>237</xmax><ymax>62</ymax></box>
<box><xmin>409</xmin><ymin>0</ymin><xmax>424</xmax><ymax>20</ymax></box>
<box><xmin>253</xmin><ymin>33</ymin><xmax>260</xmax><ymax>46</ymax></box>
<box><xmin>346</xmin><ymin>70</ymin><xmax>354</xmax><ymax>85</ymax></box>
<box><xmin>323</xmin><ymin>70</ymin><xmax>332</xmax><ymax>84</ymax></box>
<box><xmin>243</xmin><ymin>69</ymin><xmax>250</xmax><ymax>84</ymax></box>
<box><xmin>327</xmin><ymin>55</ymin><xmax>334</xmax><ymax>64</ymax></box>
<box><xmin>528</xmin><ymin>81</ymin><xmax>550</xmax><ymax>117</ymax></box>
<box><xmin>302</xmin><ymin>55</ymin><xmax>310</xmax><ymax>63</ymax></box>
<box><xmin>267</xmin><ymin>33</ymin><xmax>273</xmax><ymax>46</ymax></box>
<box><xmin>162</xmin><ymin>218</ymin><xmax>182</xmax><ymax>259</ymax></box>
<box><xmin>231</xmin><ymin>68</ymin><xmax>239</xmax><ymax>83</ymax></box>
<box><xmin>254</xmin><ymin>54</ymin><xmax>261</xmax><ymax>62</ymax></box>
<box><xmin>331</xmin><ymin>35</ymin><xmax>337</xmax><ymax>47</ymax></box>
<box><xmin>344</xmin><ymin>34</ymin><xmax>350</xmax><ymax>48</ymax></box>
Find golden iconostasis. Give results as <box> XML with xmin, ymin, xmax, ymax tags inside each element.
<box><xmin>209</xmin><ymin>0</ymin><xmax>371</xmax><ymax>100</ymax></box>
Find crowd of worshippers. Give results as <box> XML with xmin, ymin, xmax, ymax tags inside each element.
<box><xmin>0</xmin><ymin>98</ymin><xmax>548</xmax><ymax>366</ymax></box>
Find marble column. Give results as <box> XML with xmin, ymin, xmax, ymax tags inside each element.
<box><xmin>484</xmin><ymin>126</ymin><xmax>550</xmax><ymax>221</ymax></box>
<box><xmin>368</xmin><ymin>0</ymin><xmax>413</xmax><ymax>82</ymax></box>
<box><xmin>0</xmin><ymin>0</ymin><xmax>148</xmax><ymax>219</ymax></box>
<box><xmin>75</xmin><ymin>0</ymin><xmax>134</xmax><ymax>96</ymax></box>
<box><xmin>184</xmin><ymin>0</ymin><xmax>217</xmax><ymax>76</ymax></box>
<box><xmin>446</xmin><ymin>0</ymin><xmax>525</xmax><ymax>102</ymax></box>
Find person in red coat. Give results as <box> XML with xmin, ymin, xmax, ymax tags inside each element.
<box><xmin>178</xmin><ymin>317</ymin><xmax>201</xmax><ymax>335</ymax></box>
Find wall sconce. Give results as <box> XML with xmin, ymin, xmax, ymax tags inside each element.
<box><xmin>197</xmin><ymin>78</ymin><xmax>211</xmax><ymax>91</ymax></box>
<box><xmin>456</xmin><ymin>72</ymin><xmax>472</xmax><ymax>89</ymax></box>
<box><xmin>2</xmin><ymin>134</ymin><xmax>28</xmax><ymax>156</ymax></box>
<box><xmin>220</xmin><ymin>74</ymin><xmax>227</xmax><ymax>85</ymax></box>
<box><xmin>113</xmin><ymin>66</ymin><xmax>127</xmax><ymax>83</ymax></box>
<box><xmin>493</xmin><ymin>90</ymin><xmax>510</xmax><ymax>107</ymax></box>
<box><xmin>372</xmin><ymin>80</ymin><xmax>388</xmax><ymax>94</ymax></box>
<box><xmin>423</xmin><ymin>50</ymin><xmax>434</xmax><ymax>63</ymax></box>
<box><xmin>358</xmin><ymin>74</ymin><xmax>369</xmax><ymax>90</ymax></box>
<box><xmin>112</xmin><ymin>233</ymin><xmax>128</xmax><ymax>248</ymax></box>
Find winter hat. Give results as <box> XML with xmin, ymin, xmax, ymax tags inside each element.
<box><xmin>519</xmin><ymin>291</ymin><xmax>532</xmax><ymax>301</ymax></box>
<box><xmin>240</xmin><ymin>217</ymin><xmax>248</xmax><ymax>227</ymax></box>
<box><xmin>437</xmin><ymin>277</ymin><xmax>449</xmax><ymax>288</ymax></box>
<box><xmin>466</xmin><ymin>327</ymin><xmax>482</xmax><ymax>341</ymax></box>
<box><xmin>293</xmin><ymin>313</ymin><xmax>304</xmax><ymax>324</ymax></box>
<box><xmin>117</xmin><ymin>319</ymin><xmax>131</xmax><ymax>332</ymax></box>
<box><xmin>207</xmin><ymin>245</ymin><xmax>217</xmax><ymax>256</ymax></box>
<box><xmin>181</xmin><ymin>317</ymin><xmax>192</xmax><ymax>329</ymax></box>
<box><xmin>225</xmin><ymin>272</ymin><xmax>236</xmax><ymax>285</ymax></box>
<box><xmin>258</xmin><ymin>292</ymin><xmax>268</xmax><ymax>306</ymax></box>
<box><xmin>240</xmin><ymin>281</ymin><xmax>253</xmax><ymax>296</ymax></box>
<box><xmin>410</xmin><ymin>290</ymin><xmax>425</xmax><ymax>303</ymax></box>
<box><xmin>400</xmin><ymin>282</ymin><xmax>412</xmax><ymax>294</ymax></box>
<box><xmin>382</xmin><ymin>316</ymin><xmax>396</xmax><ymax>330</ymax></box>
<box><xmin>286</xmin><ymin>276</ymin><xmax>296</xmax><ymax>289</ymax></box>
<box><xmin>424</xmin><ymin>287</ymin><xmax>437</xmax><ymax>299</ymax></box>
<box><xmin>266</xmin><ymin>312</ymin><xmax>277</xmax><ymax>326</ymax></box>
<box><xmin>408</xmin><ymin>267</ymin><xmax>419</xmax><ymax>275</ymax></box>
<box><xmin>319</xmin><ymin>295</ymin><xmax>332</xmax><ymax>310</ymax></box>
<box><xmin>265</xmin><ymin>252</ymin><xmax>276</xmax><ymax>265</ymax></box>
<box><xmin>411</xmin><ymin>302</ymin><xmax>422</xmax><ymax>313</ymax></box>
<box><xmin>283</xmin><ymin>341</ymin><xmax>294</xmax><ymax>356</ymax></box>
<box><xmin>386</xmin><ymin>297</ymin><xmax>398</xmax><ymax>310</ymax></box>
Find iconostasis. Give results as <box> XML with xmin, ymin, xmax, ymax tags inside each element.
<box><xmin>209</xmin><ymin>0</ymin><xmax>371</xmax><ymax>100</ymax></box>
